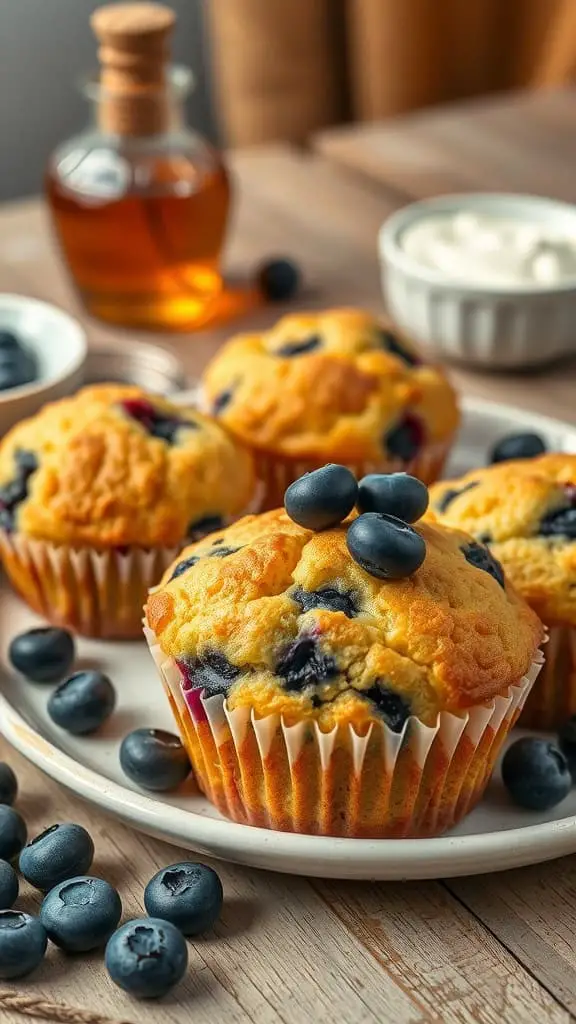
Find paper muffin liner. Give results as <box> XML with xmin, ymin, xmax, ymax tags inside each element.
<box><xmin>251</xmin><ymin>440</ymin><xmax>453</xmax><ymax>511</ymax></box>
<box><xmin>144</xmin><ymin>626</ymin><xmax>543</xmax><ymax>838</ymax></box>
<box><xmin>520</xmin><ymin>623</ymin><xmax>576</xmax><ymax>730</ymax></box>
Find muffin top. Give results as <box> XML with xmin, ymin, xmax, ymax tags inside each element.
<box><xmin>429</xmin><ymin>453</ymin><xmax>576</xmax><ymax>626</ymax></box>
<box><xmin>201</xmin><ymin>308</ymin><xmax>459</xmax><ymax>461</ymax></box>
<box><xmin>145</xmin><ymin>509</ymin><xmax>542</xmax><ymax>731</ymax></box>
<box><xmin>0</xmin><ymin>384</ymin><xmax>256</xmax><ymax>549</ymax></box>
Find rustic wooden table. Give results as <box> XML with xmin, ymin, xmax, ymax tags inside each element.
<box><xmin>1</xmin><ymin>95</ymin><xmax>576</xmax><ymax>1022</ymax></box>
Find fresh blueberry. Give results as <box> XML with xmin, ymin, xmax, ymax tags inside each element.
<box><xmin>40</xmin><ymin>876</ymin><xmax>122</xmax><ymax>952</ymax></box>
<box><xmin>276</xmin><ymin>638</ymin><xmax>337</xmax><ymax>693</ymax></box>
<box><xmin>47</xmin><ymin>671</ymin><xmax>116</xmax><ymax>736</ymax></box>
<box><xmin>285</xmin><ymin>464</ymin><xmax>358</xmax><ymax>531</ymax></box>
<box><xmin>383</xmin><ymin>413</ymin><xmax>424</xmax><ymax>462</ymax></box>
<box><xmin>0</xmin><ymin>807</ymin><xmax>27</xmax><ymax>862</ymax></box>
<box><xmin>9</xmin><ymin>627</ymin><xmax>75</xmax><ymax>683</ymax></box>
<box><xmin>0</xmin><ymin>344</ymin><xmax>37</xmax><ymax>392</ymax></box>
<box><xmin>291</xmin><ymin>586</ymin><xmax>359</xmax><ymax>618</ymax></box>
<box><xmin>0</xmin><ymin>763</ymin><xmax>17</xmax><ymax>806</ymax></box>
<box><xmin>502</xmin><ymin>738</ymin><xmax>571</xmax><ymax>811</ymax></box>
<box><xmin>257</xmin><ymin>258</ymin><xmax>301</xmax><ymax>302</ymax></box>
<box><xmin>0</xmin><ymin>911</ymin><xmax>47</xmax><ymax>979</ymax></box>
<box><xmin>357</xmin><ymin>473</ymin><xmax>429</xmax><ymax>523</ymax></box>
<box><xmin>558</xmin><ymin>715</ymin><xmax>576</xmax><ymax>779</ymax></box>
<box><xmin>378</xmin><ymin>329</ymin><xmax>420</xmax><ymax>367</ymax></box>
<box><xmin>144</xmin><ymin>862</ymin><xmax>223</xmax><ymax>936</ymax></box>
<box><xmin>179</xmin><ymin>651</ymin><xmax>240</xmax><ymax>698</ymax></box>
<box><xmin>435</xmin><ymin>480</ymin><xmax>478</xmax><ymax>513</ymax></box>
<box><xmin>20</xmin><ymin>823</ymin><xmax>94</xmax><ymax>891</ymax></box>
<box><xmin>347</xmin><ymin>513</ymin><xmax>426</xmax><ymax>580</ymax></box>
<box><xmin>275</xmin><ymin>335</ymin><xmax>321</xmax><ymax>358</ymax></box>
<box><xmin>490</xmin><ymin>432</ymin><xmax>546</xmax><ymax>464</ymax></box>
<box><xmin>105</xmin><ymin>918</ymin><xmax>188</xmax><ymax>999</ymax></box>
<box><xmin>361</xmin><ymin>684</ymin><xmax>411</xmax><ymax>732</ymax></box>
<box><xmin>461</xmin><ymin>542</ymin><xmax>505</xmax><ymax>589</ymax></box>
<box><xmin>187</xmin><ymin>514</ymin><xmax>225</xmax><ymax>539</ymax></box>
<box><xmin>0</xmin><ymin>861</ymin><xmax>18</xmax><ymax>910</ymax></box>
<box><xmin>120</xmin><ymin>729</ymin><xmax>191</xmax><ymax>792</ymax></box>
<box><xmin>0</xmin><ymin>330</ymin><xmax>21</xmax><ymax>350</ymax></box>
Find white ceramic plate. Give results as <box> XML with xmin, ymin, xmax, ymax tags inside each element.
<box><xmin>2</xmin><ymin>396</ymin><xmax>576</xmax><ymax>881</ymax></box>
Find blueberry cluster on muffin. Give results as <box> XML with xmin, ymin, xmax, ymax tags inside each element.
<box><xmin>0</xmin><ymin>384</ymin><xmax>256</xmax><ymax>638</ymax></box>
<box><xmin>201</xmin><ymin>308</ymin><xmax>459</xmax><ymax>507</ymax></box>
<box><xmin>145</xmin><ymin>468</ymin><xmax>542</xmax><ymax>838</ymax></box>
<box><xmin>429</xmin><ymin>453</ymin><xmax>576</xmax><ymax>727</ymax></box>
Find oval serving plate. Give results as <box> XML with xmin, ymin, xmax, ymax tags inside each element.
<box><xmin>1</xmin><ymin>395</ymin><xmax>576</xmax><ymax>881</ymax></box>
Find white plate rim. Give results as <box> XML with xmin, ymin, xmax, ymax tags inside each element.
<box><xmin>2</xmin><ymin>393</ymin><xmax>576</xmax><ymax>881</ymax></box>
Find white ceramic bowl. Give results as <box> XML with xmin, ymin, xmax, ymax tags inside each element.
<box><xmin>0</xmin><ymin>294</ymin><xmax>87</xmax><ymax>435</ymax></box>
<box><xmin>379</xmin><ymin>193</ymin><xmax>576</xmax><ymax>369</ymax></box>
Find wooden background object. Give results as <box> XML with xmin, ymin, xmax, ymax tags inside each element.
<box><xmin>2</xmin><ymin>91</ymin><xmax>576</xmax><ymax>1020</ymax></box>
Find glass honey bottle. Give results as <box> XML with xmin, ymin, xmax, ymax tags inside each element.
<box><xmin>45</xmin><ymin>2</ymin><xmax>233</xmax><ymax>331</ymax></box>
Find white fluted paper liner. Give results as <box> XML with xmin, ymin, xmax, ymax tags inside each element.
<box><xmin>144</xmin><ymin>624</ymin><xmax>544</xmax><ymax>838</ymax></box>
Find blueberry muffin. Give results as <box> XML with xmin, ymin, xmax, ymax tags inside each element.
<box><xmin>429</xmin><ymin>453</ymin><xmax>576</xmax><ymax>728</ymax></box>
<box><xmin>0</xmin><ymin>384</ymin><xmax>256</xmax><ymax>638</ymax></box>
<box><xmin>201</xmin><ymin>308</ymin><xmax>460</xmax><ymax>508</ymax></box>
<box><xmin>144</xmin><ymin>509</ymin><xmax>542</xmax><ymax>838</ymax></box>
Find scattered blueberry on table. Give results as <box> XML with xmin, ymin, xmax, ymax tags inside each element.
<box><xmin>0</xmin><ymin>861</ymin><xmax>18</xmax><ymax>910</ymax></box>
<box><xmin>40</xmin><ymin>876</ymin><xmax>122</xmax><ymax>953</ymax></box>
<box><xmin>0</xmin><ymin>806</ymin><xmax>27</xmax><ymax>862</ymax></box>
<box><xmin>501</xmin><ymin>737</ymin><xmax>572</xmax><ymax>811</ymax></box>
<box><xmin>490</xmin><ymin>431</ymin><xmax>547</xmax><ymax>464</ymax></box>
<box><xmin>120</xmin><ymin>728</ymin><xmax>191</xmax><ymax>792</ymax></box>
<box><xmin>284</xmin><ymin>464</ymin><xmax>358</xmax><ymax>530</ymax></box>
<box><xmin>144</xmin><ymin>862</ymin><xmax>223</xmax><ymax>936</ymax></box>
<box><xmin>105</xmin><ymin>918</ymin><xmax>188</xmax><ymax>999</ymax></box>
<box><xmin>0</xmin><ymin>911</ymin><xmax>47</xmax><ymax>980</ymax></box>
<box><xmin>0</xmin><ymin>762</ymin><xmax>18</xmax><ymax>806</ymax></box>
<box><xmin>357</xmin><ymin>472</ymin><xmax>429</xmax><ymax>523</ymax></box>
<box><xmin>346</xmin><ymin>513</ymin><xmax>426</xmax><ymax>580</ymax></box>
<box><xmin>47</xmin><ymin>670</ymin><xmax>116</xmax><ymax>735</ymax></box>
<box><xmin>257</xmin><ymin>257</ymin><xmax>301</xmax><ymax>302</ymax></box>
<box><xmin>0</xmin><ymin>329</ymin><xmax>38</xmax><ymax>393</ymax></box>
<box><xmin>9</xmin><ymin>626</ymin><xmax>75</xmax><ymax>683</ymax></box>
<box><xmin>20</xmin><ymin>823</ymin><xmax>94</xmax><ymax>891</ymax></box>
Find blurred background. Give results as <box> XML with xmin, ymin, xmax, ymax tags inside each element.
<box><xmin>3</xmin><ymin>0</ymin><xmax>576</xmax><ymax>201</ymax></box>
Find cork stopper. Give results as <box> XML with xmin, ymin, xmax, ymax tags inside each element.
<box><xmin>91</xmin><ymin>3</ymin><xmax>176</xmax><ymax>136</ymax></box>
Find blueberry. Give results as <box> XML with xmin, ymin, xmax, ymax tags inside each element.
<box><xmin>105</xmin><ymin>918</ymin><xmax>188</xmax><ymax>999</ymax></box>
<box><xmin>0</xmin><ymin>763</ymin><xmax>17</xmax><ymax>806</ymax></box>
<box><xmin>291</xmin><ymin>586</ymin><xmax>359</xmax><ymax>618</ymax></box>
<box><xmin>490</xmin><ymin>432</ymin><xmax>546</xmax><ymax>464</ymax></box>
<box><xmin>170</xmin><ymin>554</ymin><xmax>199</xmax><ymax>579</ymax></box>
<box><xmin>0</xmin><ymin>330</ymin><xmax>21</xmax><ymax>350</ymax></box>
<box><xmin>120</xmin><ymin>398</ymin><xmax>193</xmax><ymax>446</ymax></box>
<box><xmin>257</xmin><ymin>258</ymin><xmax>301</xmax><ymax>302</ymax></box>
<box><xmin>47</xmin><ymin>670</ymin><xmax>116</xmax><ymax>735</ymax></box>
<box><xmin>558</xmin><ymin>716</ymin><xmax>576</xmax><ymax>778</ymax></box>
<box><xmin>361</xmin><ymin>684</ymin><xmax>411</xmax><ymax>732</ymax></box>
<box><xmin>275</xmin><ymin>335</ymin><xmax>321</xmax><ymax>358</ymax></box>
<box><xmin>378</xmin><ymin>329</ymin><xmax>420</xmax><ymax>367</ymax></box>
<box><xmin>212</xmin><ymin>388</ymin><xmax>234</xmax><ymax>416</ymax></box>
<box><xmin>461</xmin><ymin>542</ymin><xmax>505</xmax><ymax>589</ymax></box>
<box><xmin>187</xmin><ymin>514</ymin><xmax>225</xmax><ymax>539</ymax></box>
<box><xmin>435</xmin><ymin>480</ymin><xmax>478</xmax><ymax>513</ymax></box>
<box><xmin>383</xmin><ymin>414</ymin><xmax>424</xmax><ymax>463</ymax></box>
<box><xmin>285</xmin><ymin>464</ymin><xmax>358</xmax><ymax>531</ymax></box>
<box><xmin>0</xmin><ymin>807</ymin><xmax>27</xmax><ymax>862</ymax></box>
<box><xmin>357</xmin><ymin>473</ymin><xmax>429</xmax><ymax>523</ymax></box>
<box><xmin>120</xmin><ymin>729</ymin><xmax>191</xmax><ymax>792</ymax></box>
<box><xmin>179</xmin><ymin>651</ymin><xmax>240</xmax><ymax>698</ymax></box>
<box><xmin>347</xmin><ymin>513</ymin><xmax>426</xmax><ymax>580</ymax></box>
<box><xmin>0</xmin><ymin>861</ymin><xmax>18</xmax><ymax>910</ymax></box>
<box><xmin>144</xmin><ymin>862</ymin><xmax>223</xmax><ymax>936</ymax></box>
<box><xmin>170</xmin><ymin>545</ymin><xmax>241</xmax><ymax>581</ymax></box>
<box><xmin>0</xmin><ymin>448</ymin><xmax>38</xmax><ymax>532</ymax></box>
<box><xmin>0</xmin><ymin>911</ymin><xmax>47</xmax><ymax>979</ymax></box>
<box><xmin>276</xmin><ymin>638</ymin><xmax>337</xmax><ymax>693</ymax></box>
<box><xmin>539</xmin><ymin>492</ymin><xmax>576</xmax><ymax>539</ymax></box>
<box><xmin>20</xmin><ymin>823</ymin><xmax>94</xmax><ymax>891</ymax></box>
<box><xmin>502</xmin><ymin>738</ymin><xmax>571</xmax><ymax>811</ymax></box>
<box><xmin>40</xmin><ymin>876</ymin><xmax>122</xmax><ymax>952</ymax></box>
<box><xmin>9</xmin><ymin>627</ymin><xmax>75</xmax><ymax>683</ymax></box>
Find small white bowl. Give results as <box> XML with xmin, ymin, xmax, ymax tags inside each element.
<box><xmin>0</xmin><ymin>294</ymin><xmax>87</xmax><ymax>435</ymax></box>
<box><xmin>379</xmin><ymin>193</ymin><xmax>576</xmax><ymax>369</ymax></box>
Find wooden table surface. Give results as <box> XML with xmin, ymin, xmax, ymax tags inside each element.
<box><xmin>1</xmin><ymin>105</ymin><xmax>576</xmax><ymax>1021</ymax></box>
